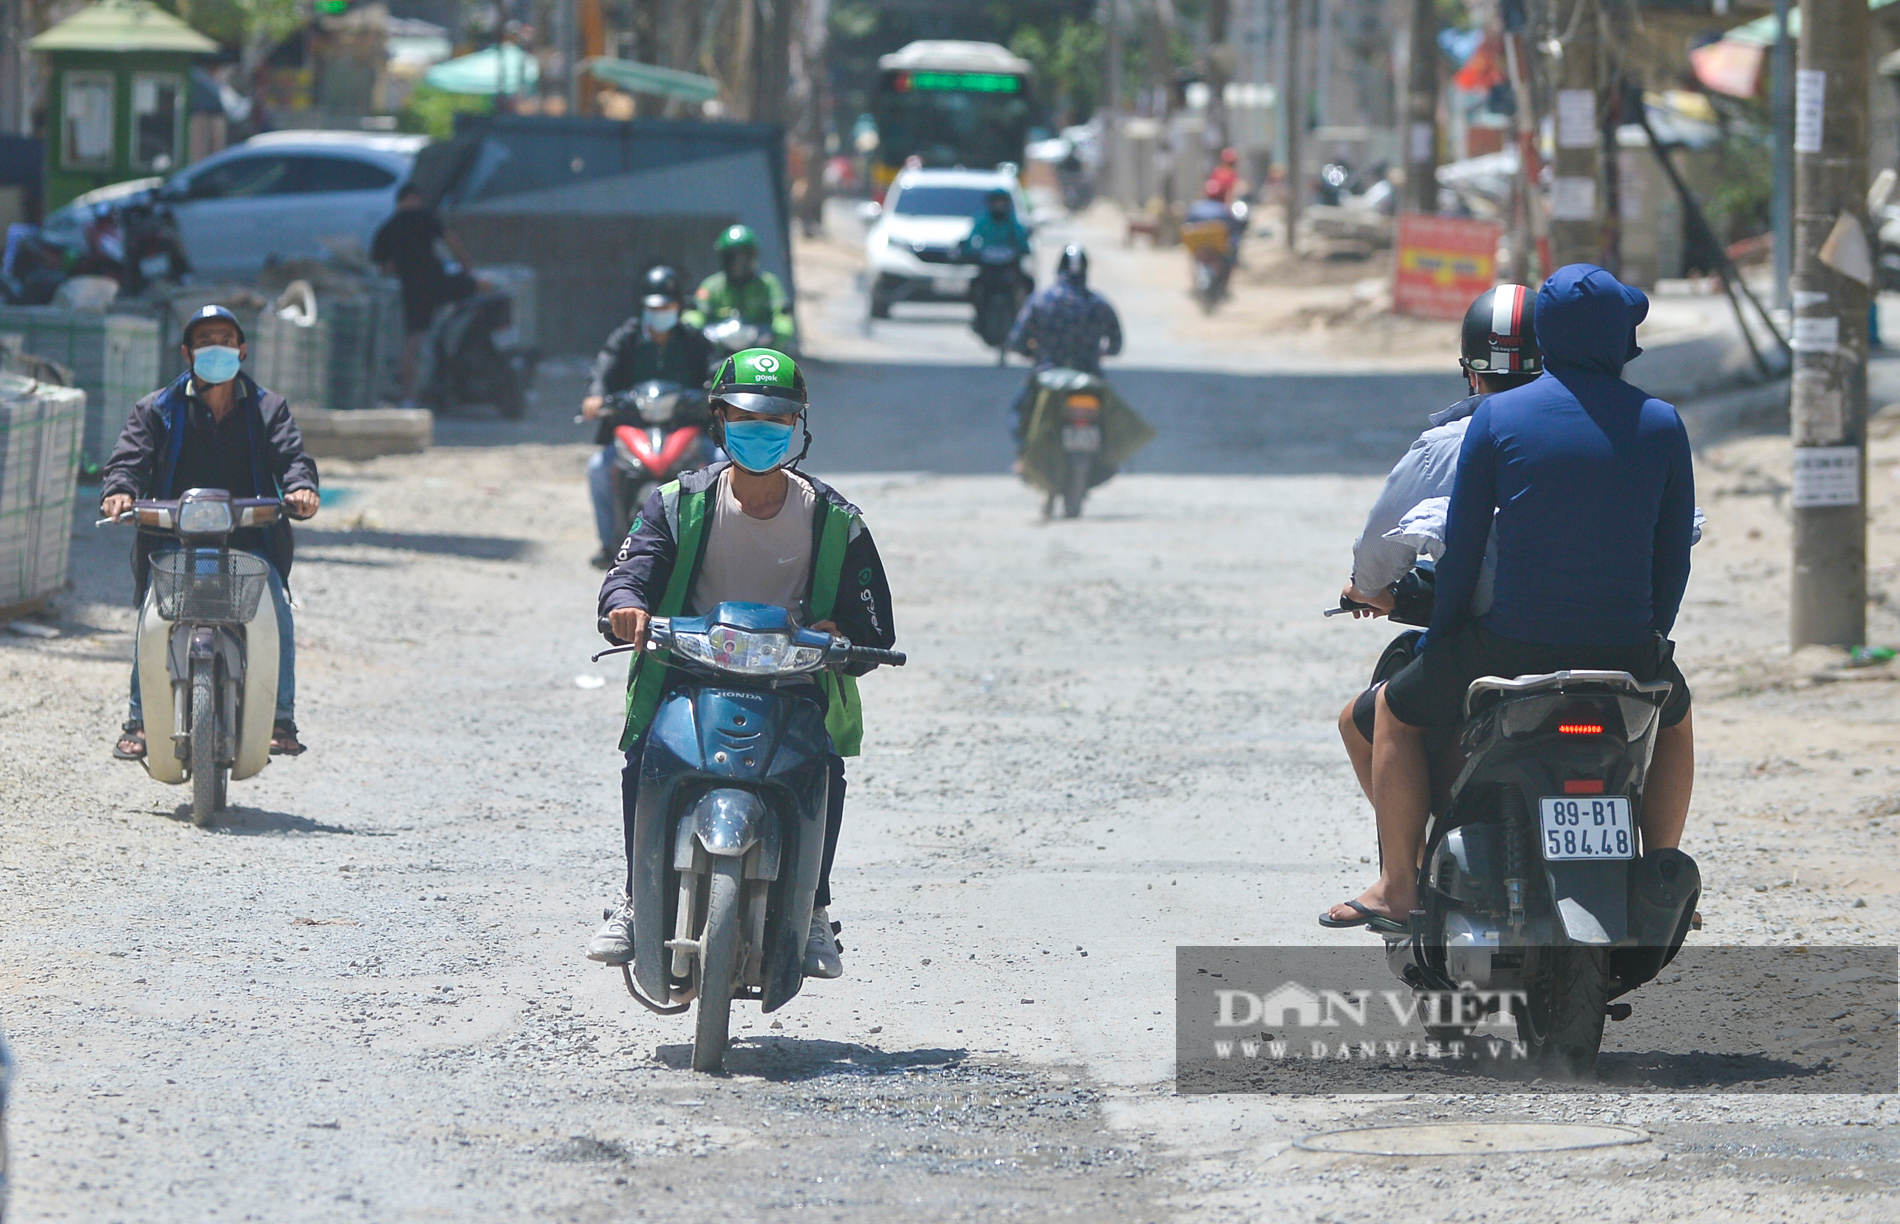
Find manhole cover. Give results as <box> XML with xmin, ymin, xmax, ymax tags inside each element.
<box><xmin>1296</xmin><ymin>1123</ymin><xmax>1649</xmax><ymax>1157</ymax></box>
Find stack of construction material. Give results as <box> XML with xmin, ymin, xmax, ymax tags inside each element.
<box><xmin>251</xmin><ymin>284</ymin><xmax>330</xmax><ymax>413</ymax></box>
<box><xmin>0</xmin><ymin>373</ymin><xmax>85</xmax><ymax>613</ymax></box>
<box><xmin>0</xmin><ymin>308</ymin><xmax>158</xmax><ymax>470</ymax></box>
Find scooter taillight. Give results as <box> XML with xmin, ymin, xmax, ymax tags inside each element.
<box><xmin>1065</xmin><ymin>394</ymin><xmax>1101</xmax><ymax>426</ymax></box>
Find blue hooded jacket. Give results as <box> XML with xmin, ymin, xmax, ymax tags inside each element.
<box><xmin>1424</xmin><ymin>265</ymin><xmax>1694</xmax><ymax>649</ymax></box>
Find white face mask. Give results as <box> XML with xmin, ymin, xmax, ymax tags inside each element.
<box><xmin>644</xmin><ymin>307</ymin><xmax>679</xmax><ymax>335</ymax></box>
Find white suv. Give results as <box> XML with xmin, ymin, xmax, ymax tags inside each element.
<box><xmin>863</xmin><ymin>167</ymin><xmax>1030</xmax><ymax>318</ymax></box>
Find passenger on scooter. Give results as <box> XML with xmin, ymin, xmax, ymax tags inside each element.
<box><xmin>1335</xmin><ymin>285</ymin><xmax>1543</xmax><ymax>799</ymax></box>
<box><xmin>683</xmin><ymin>225</ymin><xmax>795</xmax><ymax>346</ymax></box>
<box><xmin>1005</xmin><ymin>245</ymin><xmax>1122</xmax><ymax>447</ymax></box>
<box><xmin>1324</xmin><ymin>265</ymin><xmax>1697</xmax><ymax>931</ymax></box>
<box><xmin>590</xmin><ymin>349</ymin><xmax>897</xmax><ymax>979</ymax></box>
<box><xmin>99</xmin><ymin>305</ymin><xmax>320</xmax><ymax>761</ymax></box>
<box><xmin>1204</xmin><ymin>146</ymin><xmax>1242</xmax><ymax>204</ymax></box>
<box><xmin>580</xmin><ymin>265</ymin><xmax>714</xmax><ymax>568</ymax></box>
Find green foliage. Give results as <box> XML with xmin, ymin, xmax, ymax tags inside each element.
<box><xmin>176</xmin><ymin>0</ymin><xmax>303</xmax><ymax>51</ymax></box>
<box><xmin>1008</xmin><ymin>17</ymin><xmax>1104</xmax><ymax>123</ymax></box>
<box><xmin>1705</xmin><ymin>130</ymin><xmax>1774</xmax><ymax>244</ymax></box>
<box><xmin>398</xmin><ymin>83</ymin><xmax>490</xmax><ymax>141</ymax></box>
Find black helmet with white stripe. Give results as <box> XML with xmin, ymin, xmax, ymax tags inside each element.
<box><xmin>1459</xmin><ymin>283</ymin><xmax>1540</xmax><ymax>378</ymax></box>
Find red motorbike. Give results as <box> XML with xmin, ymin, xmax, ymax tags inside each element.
<box><xmin>605</xmin><ymin>381</ymin><xmax>715</xmax><ymax>538</ymax></box>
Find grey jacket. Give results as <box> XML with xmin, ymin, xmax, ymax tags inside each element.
<box><xmin>1351</xmin><ymin>395</ymin><xmax>1494</xmax><ymax>611</ymax></box>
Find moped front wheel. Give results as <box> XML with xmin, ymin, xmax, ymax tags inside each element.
<box><xmin>189</xmin><ymin>658</ymin><xmax>222</xmax><ymax>828</ymax></box>
<box><xmin>692</xmin><ymin>857</ymin><xmax>745</xmax><ymax>1072</ymax></box>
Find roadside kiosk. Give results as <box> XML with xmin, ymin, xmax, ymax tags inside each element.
<box><xmin>29</xmin><ymin>0</ymin><xmax>218</xmax><ymax>212</ymax></box>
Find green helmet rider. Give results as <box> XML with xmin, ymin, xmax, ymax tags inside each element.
<box><xmin>686</xmin><ymin>224</ymin><xmax>795</xmax><ymax>342</ymax></box>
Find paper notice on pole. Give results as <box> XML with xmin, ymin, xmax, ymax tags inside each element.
<box><xmin>1792</xmin><ymin>446</ymin><xmax>1861</xmax><ymax>508</ymax></box>
<box><xmin>1410</xmin><ymin>121</ymin><xmax>1434</xmax><ymax>163</ymax></box>
<box><xmin>1795</xmin><ymin>69</ymin><xmax>1826</xmax><ymax>154</ymax></box>
<box><xmin>1818</xmin><ymin>212</ymin><xmax>1875</xmax><ymax>286</ymax></box>
<box><xmin>1791</xmin><ymin>315</ymin><xmax>1840</xmax><ymax>353</ymax></box>
<box><xmin>1550</xmin><ymin>176</ymin><xmax>1597</xmax><ymax>221</ymax></box>
<box><xmin>1792</xmin><ymin>367</ymin><xmax>1847</xmax><ymax>444</ymax></box>
<box><xmin>1556</xmin><ymin>89</ymin><xmax>1596</xmax><ymax>148</ymax></box>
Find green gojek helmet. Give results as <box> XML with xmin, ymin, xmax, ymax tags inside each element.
<box><xmin>715</xmin><ymin>224</ymin><xmax>760</xmax><ymax>254</ymax></box>
<box><xmin>712</xmin><ymin>347</ymin><xmax>807</xmax><ymax>418</ymax></box>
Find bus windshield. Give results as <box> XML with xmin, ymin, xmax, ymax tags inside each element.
<box><xmin>873</xmin><ymin>72</ymin><xmax>1031</xmax><ymax>173</ymax></box>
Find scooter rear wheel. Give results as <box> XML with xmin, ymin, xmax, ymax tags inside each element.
<box><xmin>189</xmin><ymin>659</ymin><xmax>221</xmax><ymax>828</ymax></box>
<box><xmin>1061</xmin><ymin>451</ymin><xmax>1089</xmax><ymax>519</ymax></box>
<box><xmin>1516</xmin><ymin>945</ymin><xmax>1609</xmax><ymax>1079</ymax></box>
<box><xmin>692</xmin><ymin>857</ymin><xmax>745</xmax><ymax>1072</ymax></box>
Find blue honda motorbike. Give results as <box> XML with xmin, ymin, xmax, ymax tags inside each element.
<box><xmin>595</xmin><ymin>602</ymin><xmax>904</xmax><ymax>1071</ymax></box>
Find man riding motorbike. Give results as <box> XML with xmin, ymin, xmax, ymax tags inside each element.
<box><xmin>1005</xmin><ymin>245</ymin><xmax>1123</xmax><ymax>448</ymax></box>
<box><xmin>581</xmin><ymin>265</ymin><xmax>715</xmax><ymax>567</ymax></box>
<box><xmin>1323</xmin><ymin>265</ymin><xmax>1696</xmax><ymax>931</ymax></box>
<box><xmin>684</xmin><ymin>225</ymin><xmax>795</xmax><ymax>347</ymax></box>
<box><xmin>100</xmin><ymin>305</ymin><xmax>320</xmax><ymax>760</ymax></box>
<box><xmin>589</xmin><ymin>349</ymin><xmax>897</xmax><ymax>979</ymax></box>
<box><xmin>960</xmin><ymin>187</ymin><xmax>1032</xmax><ymax>268</ymax></box>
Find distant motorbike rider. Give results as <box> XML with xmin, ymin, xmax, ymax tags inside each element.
<box><xmin>959</xmin><ymin>187</ymin><xmax>1032</xmax><ymax>268</ymax></box>
<box><xmin>99</xmin><ymin>305</ymin><xmax>320</xmax><ymax>761</ymax></box>
<box><xmin>1204</xmin><ymin>146</ymin><xmax>1242</xmax><ymax>203</ymax></box>
<box><xmin>1323</xmin><ymin>266</ymin><xmax>1697</xmax><ymax>931</ymax></box>
<box><xmin>1005</xmin><ymin>244</ymin><xmax>1123</xmax><ymax>446</ymax></box>
<box><xmin>590</xmin><ymin>348</ymin><xmax>897</xmax><ymax>979</ymax></box>
<box><xmin>684</xmin><ymin>224</ymin><xmax>795</xmax><ymax>346</ymax></box>
<box><xmin>580</xmin><ymin>265</ymin><xmax>715</xmax><ymax>567</ymax></box>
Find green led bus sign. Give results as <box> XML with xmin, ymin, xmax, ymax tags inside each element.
<box><xmin>897</xmin><ymin>72</ymin><xmax>1023</xmax><ymax>95</ymax></box>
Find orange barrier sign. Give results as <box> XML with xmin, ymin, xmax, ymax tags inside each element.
<box><xmin>1392</xmin><ymin>213</ymin><xmax>1504</xmax><ymax>320</ymax></box>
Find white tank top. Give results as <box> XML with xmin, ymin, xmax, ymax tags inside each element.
<box><xmin>689</xmin><ymin>469</ymin><xmax>817</xmax><ymax>616</ymax></box>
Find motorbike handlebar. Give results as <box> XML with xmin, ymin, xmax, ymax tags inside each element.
<box><xmin>846</xmin><ymin>645</ymin><xmax>907</xmax><ymax>667</ymax></box>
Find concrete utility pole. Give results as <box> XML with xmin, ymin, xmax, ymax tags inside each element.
<box><xmin>1404</xmin><ymin>0</ymin><xmax>1438</xmax><ymax>213</ymax></box>
<box><xmin>1546</xmin><ymin>0</ymin><xmax>1601</xmax><ymax>269</ymax></box>
<box><xmin>1790</xmin><ymin>0</ymin><xmax>1872</xmax><ymax>648</ymax></box>
<box><xmin>1282</xmin><ymin>0</ymin><xmax>1302</xmax><ymax>249</ymax></box>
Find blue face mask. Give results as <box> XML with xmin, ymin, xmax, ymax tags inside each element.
<box><xmin>722</xmin><ymin>419</ymin><xmax>796</xmax><ymax>473</ymax></box>
<box><xmin>643</xmin><ymin>307</ymin><xmax>679</xmax><ymax>334</ymax></box>
<box><xmin>191</xmin><ymin>345</ymin><xmax>242</xmax><ymax>385</ymax></box>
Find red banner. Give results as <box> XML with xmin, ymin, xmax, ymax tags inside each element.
<box><xmin>1392</xmin><ymin>213</ymin><xmax>1505</xmax><ymax>321</ymax></box>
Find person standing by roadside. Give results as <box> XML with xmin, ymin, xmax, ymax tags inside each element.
<box><xmin>372</xmin><ymin>184</ymin><xmax>476</xmax><ymax>406</ymax></box>
<box><xmin>100</xmin><ymin>305</ymin><xmax>320</xmax><ymax>760</ymax></box>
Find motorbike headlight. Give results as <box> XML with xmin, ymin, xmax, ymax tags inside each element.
<box><xmin>639</xmin><ymin>393</ymin><xmax>679</xmax><ymax>424</ymax></box>
<box><xmin>176</xmin><ymin>497</ymin><xmax>233</xmax><ymax>536</ymax></box>
<box><xmin>673</xmin><ymin>628</ymin><xmax>824</xmax><ymax>676</ymax></box>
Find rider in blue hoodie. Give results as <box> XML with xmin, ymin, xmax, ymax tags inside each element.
<box><xmin>1324</xmin><ymin>265</ymin><xmax>1696</xmax><ymax>930</ymax></box>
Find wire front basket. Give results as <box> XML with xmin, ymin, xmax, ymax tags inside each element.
<box><xmin>151</xmin><ymin>550</ymin><xmax>269</xmax><ymax>623</ymax></box>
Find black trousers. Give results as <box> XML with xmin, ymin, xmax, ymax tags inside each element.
<box><xmin>620</xmin><ymin>747</ymin><xmax>848</xmax><ymax>909</ymax></box>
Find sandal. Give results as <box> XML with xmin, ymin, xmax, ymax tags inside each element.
<box><xmin>113</xmin><ymin>721</ymin><xmax>146</xmax><ymax>761</ymax></box>
<box><xmin>1318</xmin><ymin>899</ymin><xmax>1409</xmax><ymax>934</ymax></box>
<box><xmin>270</xmin><ymin>720</ymin><xmax>306</xmax><ymax>756</ymax></box>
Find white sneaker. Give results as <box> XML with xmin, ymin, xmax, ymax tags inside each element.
<box><xmin>803</xmin><ymin>906</ymin><xmax>843</xmax><ymax>979</ymax></box>
<box><xmin>586</xmin><ymin>896</ymin><xmax>635</xmax><ymax>964</ymax></box>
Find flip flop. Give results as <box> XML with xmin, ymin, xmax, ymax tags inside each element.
<box><xmin>112</xmin><ymin>723</ymin><xmax>146</xmax><ymax>761</ymax></box>
<box><xmin>1318</xmin><ymin>899</ymin><xmax>1409</xmax><ymax>934</ymax></box>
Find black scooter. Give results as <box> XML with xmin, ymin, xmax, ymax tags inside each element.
<box><xmin>1336</xmin><ymin>569</ymin><xmax>1701</xmax><ymax>1077</ymax></box>
<box><xmin>419</xmin><ymin>284</ymin><xmax>536</xmax><ymax>419</ymax></box>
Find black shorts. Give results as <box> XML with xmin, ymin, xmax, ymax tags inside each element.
<box><xmin>1378</xmin><ymin>620</ymin><xmax>1692</xmax><ymax>733</ymax></box>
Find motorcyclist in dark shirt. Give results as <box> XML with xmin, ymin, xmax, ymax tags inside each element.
<box><xmin>581</xmin><ymin>265</ymin><xmax>714</xmax><ymax>567</ymax></box>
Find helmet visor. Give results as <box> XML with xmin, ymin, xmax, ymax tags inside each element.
<box><xmin>715</xmin><ymin>391</ymin><xmax>804</xmax><ymax>419</ymax></box>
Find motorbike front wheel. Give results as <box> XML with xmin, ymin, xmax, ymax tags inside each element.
<box><xmin>692</xmin><ymin>857</ymin><xmax>745</xmax><ymax>1072</ymax></box>
<box><xmin>188</xmin><ymin>658</ymin><xmax>223</xmax><ymax>828</ymax></box>
<box><xmin>1515</xmin><ymin>945</ymin><xmax>1609</xmax><ymax>1079</ymax></box>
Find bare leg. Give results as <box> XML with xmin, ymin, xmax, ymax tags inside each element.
<box><xmin>1339</xmin><ymin>698</ymin><xmax>1373</xmax><ymax>803</ymax></box>
<box><xmin>1642</xmin><ymin>712</ymin><xmax>1694</xmax><ymax>851</ymax></box>
<box><xmin>1325</xmin><ymin>686</ymin><xmax>1429</xmax><ymax>922</ymax></box>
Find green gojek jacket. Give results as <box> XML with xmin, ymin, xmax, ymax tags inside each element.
<box><xmin>685</xmin><ymin>271</ymin><xmax>796</xmax><ymax>341</ymax></box>
<box><xmin>596</xmin><ymin>462</ymin><xmax>897</xmax><ymax>755</ymax></box>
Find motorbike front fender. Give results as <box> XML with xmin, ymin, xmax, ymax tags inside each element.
<box><xmin>684</xmin><ymin>787</ymin><xmax>777</xmax><ymax>868</ymax></box>
<box><xmin>1542</xmin><ymin>859</ymin><xmax>1630</xmax><ymax>945</ymax></box>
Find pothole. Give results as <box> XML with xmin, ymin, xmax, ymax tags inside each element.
<box><xmin>1296</xmin><ymin>1122</ymin><xmax>1649</xmax><ymax>1157</ymax></box>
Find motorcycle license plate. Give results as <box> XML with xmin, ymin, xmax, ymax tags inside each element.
<box><xmin>1062</xmin><ymin>425</ymin><xmax>1102</xmax><ymax>452</ymax></box>
<box><xmin>933</xmin><ymin>277</ymin><xmax>967</xmax><ymax>296</ymax></box>
<box><xmin>1538</xmin><ymin>796</ymin><xmax>1635</xmax><ymax>861</ymax></box>
<box><xmin>140</xmin><ymin>254</ymin><xmax>170</xmax><ymax>278</ymax></box>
